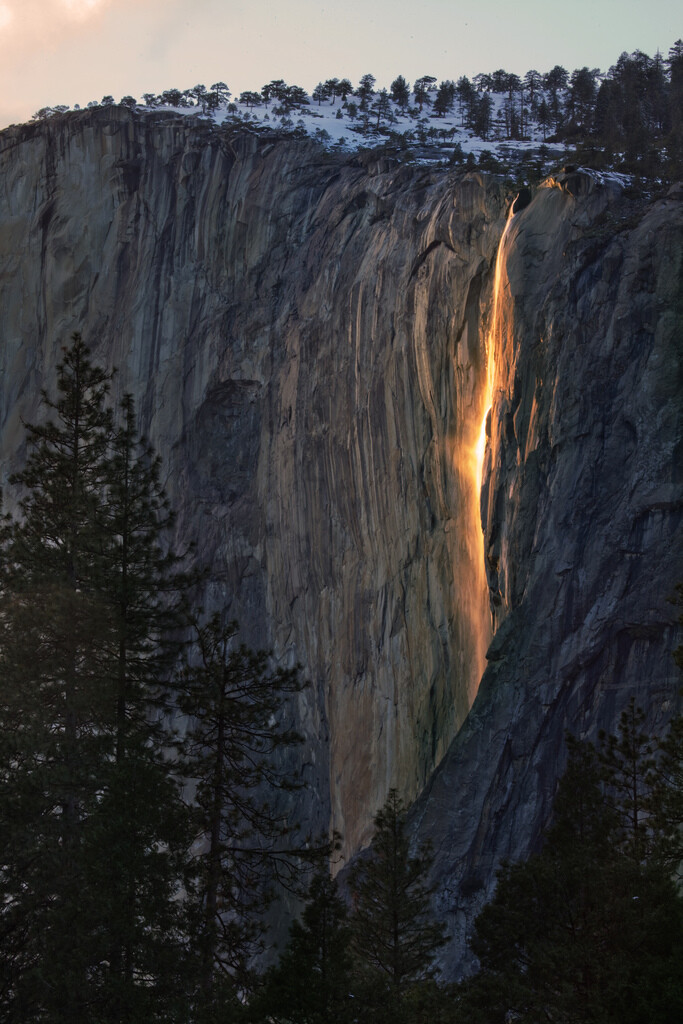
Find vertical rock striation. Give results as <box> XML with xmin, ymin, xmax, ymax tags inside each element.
<box><xmin>0</xmin><ymin>108</ymin><xmax>502</xmax><ymax>860</ymax></box>
<box><xmin>1</xmin><ymin>111</ymin><xmax>681</xmax><ymax>967</ymax></box>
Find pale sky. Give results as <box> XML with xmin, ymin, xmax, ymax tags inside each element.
<box><xmin>0</xmin><ymin>0</ymin><xmax>681</xmax><ymax>129</ymax></box>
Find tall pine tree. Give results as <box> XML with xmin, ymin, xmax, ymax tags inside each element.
<box><xmin>0</xmin><ymin>334</ymin><xmax>116</xmax><ymax>1020</ymax></box>
<box><xmin>0</xmin><ymin>335</ymin><xmax>191</xmax><ymax>1021</ymax></box>
<box><xmin>252</xmin><ymin>869</ymin><xmax>354</xmax><ymax>1024</ymax></box>
<box><xmin>348</xmin><ymin>790</ymin><xmax>447</xmax><ymax>1024</ymax></box>
<box><xmin>177</xmin><ymin>614</ymin><xmax>313</xmax><ymax>1022</ymax></box>
<box><xmin>84</xmin><ymin>391</ymin><xmax>192</xmax><ymax>1022</ymax></box>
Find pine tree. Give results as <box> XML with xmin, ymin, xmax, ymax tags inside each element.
<box><xmin>177</xmin><ymin>615</ymin><xmax>313</xmax><ymax>1020</ymax></box>
<box><xmin>0</xmin><ymin>336</ymin><xmax>191</xmax><ymax>1021</ymax></box>
<box><xmin>0</xmin><ymin>334</ymin><xmax>116</xmax><ymax>1020</ymax></box>
<box><xmin>252</xmin><ymin>869</ymin><xmax>354</xmax><ymax>1024</ymax></box>
<box><xmin>652</xmin><ymin>584</ymin><xmax>683</xmax><ymax>876</ymax></box>
<box><xmin>348</xmin><ymin>790</ymin><xmax>447</xmax><ymax>1023</ymax></box>
<box><xmin>653</xmin><ymin>713</ymin><xmax>683</xmax><ymax>878</ymax></box>
<box><xmin>390</xmin><ymin>75</ymin><xmax>410</xmax><ymax>108</ymax></box>
<box><xmin>457</xmin><ymin>728</ymin><xmax>683</xmax><ymax>1024</ymax></box>
<box><xmin>599</xmin><ymin>697</ymin><xmax>657</xmax><ymax>865</ymax></box>
<box><xmin>83</xmin><ymin>391</ymin><xmax>192</xmax><ymax>1022</ymax></box>
<box><xmin>667</xmin><ymin>41</ymin><xmax>683</xmax><ymax>174</ymax></box>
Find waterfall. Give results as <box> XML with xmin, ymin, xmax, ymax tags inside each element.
<box><xmin>458</xmin><ymin>205</ymin><xmax>516</xmax><ymax>706</ymax></box>
<box><xmin>476</xmin><ymin>205</ymin><xmax>516</xmax><ymax>490</ymax></box>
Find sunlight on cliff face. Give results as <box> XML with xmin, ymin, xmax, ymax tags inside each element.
<box><xmin>458</xmin><ymin>205</ymin><xmax>515</xmax><ymax>705</ymax></box>
<box><xmin>474</xmin><ymin>206</ymin><xmax>515</xmax><ymax>492</ymax></box>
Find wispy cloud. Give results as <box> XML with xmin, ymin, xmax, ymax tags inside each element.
<box><xmin>0</xmin><ymin>0</ymin><xmax>157</xmax><ymax>124</ymax></box>
<box><xmin>0</xmin><ymin>0</ymin><xmax>117</xmax><ymax>42</ymax></box>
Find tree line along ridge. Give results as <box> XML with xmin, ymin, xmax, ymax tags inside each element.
<box><xmin>25</xmin><ymin>40</ymin><xmax>683</xmax><ymax>181</ymax></box>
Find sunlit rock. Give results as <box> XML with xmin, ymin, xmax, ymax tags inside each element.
<box><xmin>0</xmin><ymin>108</ymin><xmax>501</xmax><ymax>862</ymax></box>
<box><xmin>0</xmin><ymin>109</ymin><xmax>680</xmax><ymax>976</ymax></box>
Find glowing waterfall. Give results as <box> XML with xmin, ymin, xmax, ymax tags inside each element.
<box><xmin>459</xmin><ymin>205</ymin><xmax>515</xmax><ymax>705</ymax></box>
<box><xmin>474</xmin><ymin>205</ymin><xmax>515</xmax><ymax>495</ymax></box>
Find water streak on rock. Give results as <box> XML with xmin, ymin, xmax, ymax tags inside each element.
<box><xmin>476</xmin><ymin>205</ymin><xmax>515</xmax><ymax>488</ymax></box>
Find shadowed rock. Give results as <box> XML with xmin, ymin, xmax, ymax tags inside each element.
<box><xmin>0</xmin><ymin>110</ymin><xmax>680</xmax><ymax>976</ymax></box>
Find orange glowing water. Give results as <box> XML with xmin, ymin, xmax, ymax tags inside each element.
<box><xmin>458</xmin><ymin>205</ymin><xmax>515</xmax><ymax>704</ymax></box>
<box><xmin>473</xmin><ymin>206</ymin><xmax>515</xmax><ymax>494</ymax></box>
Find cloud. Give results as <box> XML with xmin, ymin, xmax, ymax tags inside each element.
<box><xmin>61</xmin><ymin>0</ymin><xmax>110</xmax><ymax>20</ymax></box>
<box><xmin>0</xmin><ymin>0</ymin><xmax>196</xmax><ymax>126</ymax></box>
<box><xmin>0</xmin><ymin>0</ymin><xmax>162</xmax><ymax>66</ymax></box>
<box><xmin>0</xmin><ymin>0</ymin><xmax>98</xmax><ymax>48</ymax></box>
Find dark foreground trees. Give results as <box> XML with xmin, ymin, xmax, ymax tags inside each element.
<box><xmin>348</xmin><ymin>789</ymin><xmax>448</xmax><ymax>1023</ymax></box>
<box><xmin>456</xmin><ymin>706</ymin><xmax>683</xmax><ymax>1024</ymax></box>
<box><xmin>0</xmin><ymin>334</ymin><xmax>317</xmax><ymax>1022</ymax></box>
<box><xmin>177</xmin><ymin>614</ymin><xmax>313</xmax><ymax>1020</ymax></box>
<box><xmin>252</xmin><ymin>869</ymin><xmax>354</xmax><ymax>1023</ymax></box>
<box><xmin>250</xmin><ymin>703</ymin><xmax>683</xmax><ymax>1024</ymax></box>
<box><xmin>0</xmin><ymin>337</ymin><xmax>191</xmax><ymax>1020</ymax></box>
<box><xmin>249</xmin><ymin>790</ymin><xmax>450</xmax><ymax>1024</ymax></box>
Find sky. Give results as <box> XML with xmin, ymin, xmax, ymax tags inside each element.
<box><xmin>0</xmin><ymin>0</ymin><xmax>681</xmax><ymax>129</ymax></box>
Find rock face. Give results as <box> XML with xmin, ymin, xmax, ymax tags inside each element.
<box><xmin>414</xmin><ymin>170</ymin><xmax>683</xmax><ymax>977</ymax></box>
<box><xmin>0</xmin><ymin>111</ymin><xmax>681</xmax><ymax>974</ymax></box>
<box><xmin>0</xmin><ymin>108</ymin><xmax>502</xmax><ymax>860</ymax></box>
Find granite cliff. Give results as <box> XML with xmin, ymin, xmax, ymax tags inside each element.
<box><xmin>415</xmin><ymin>169</ymin><xmax>683</xmax><ymax>976</ymax></box>
<box><xmin>0</xmin><ymin>107</ymin><xmax>681</xmax><ymax>976</ymax></box>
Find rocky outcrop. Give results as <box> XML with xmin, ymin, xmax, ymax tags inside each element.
<box><xmin>0</xmin><ymin>111</ymin><xmax>681</xmax><ymax>975</ymax></box>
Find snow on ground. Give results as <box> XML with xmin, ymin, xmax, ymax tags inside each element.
<box><xmin>143</xmin><ymin>89</ymin><xmax>569</xmax><ymax>168</ymax></box>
